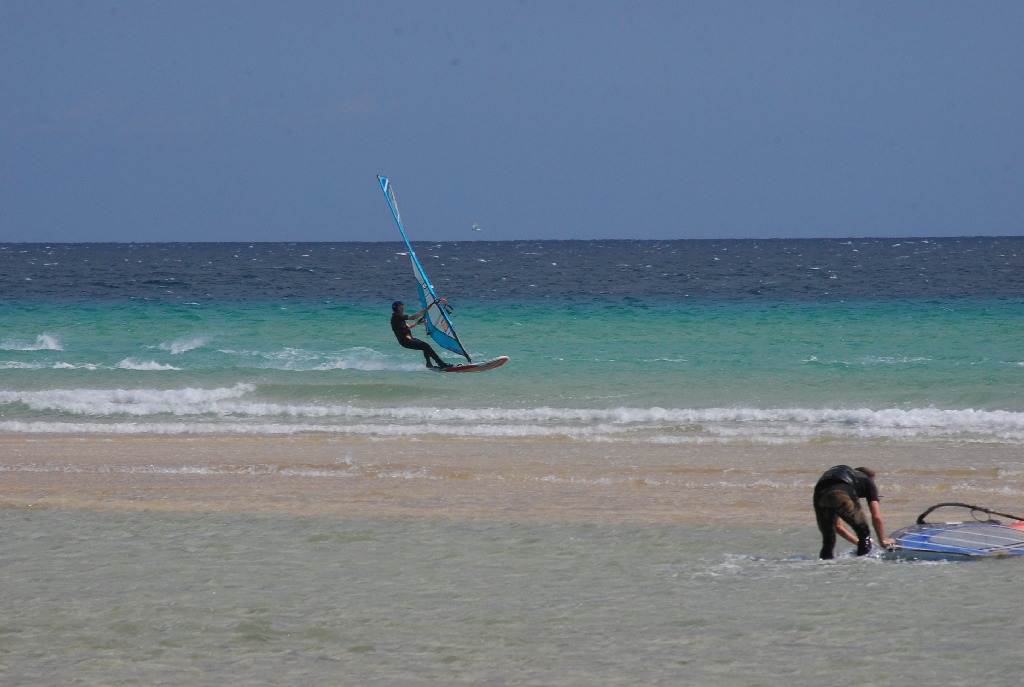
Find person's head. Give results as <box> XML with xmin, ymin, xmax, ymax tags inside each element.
<box><xmin>855</xmin><ymin>466</ymin><xmax>876</xmax><ymax>479</ymax></box>
<box><xmin>392</xmin><ymin>300</ymin><xmax>404</xmax><ymax>313</ymax></box>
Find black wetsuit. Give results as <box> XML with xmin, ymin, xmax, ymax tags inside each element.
<box><xmin>391</xmin><ymin>311</ymin><xmax>445</xmax><ymax>367</ymax></box>
<box><xmin>813</xmin><ymin>465</ymin><xmax>879</xmax><ymax>559</ymax></box>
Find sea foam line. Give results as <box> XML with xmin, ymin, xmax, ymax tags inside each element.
<box><xmin>1</xmin><ymin>386</ymin><xmax>1023</xmax><ymax>442</ymax></box>
<box><xmin>0</xmin><ymin>416</ymin><xmax>1022</xmax><ymax>443</ymax></box>
<box><xmin>1</xmin><ymin>388</ymin><xmax>1022</xmax><ymax>427</ymax></box>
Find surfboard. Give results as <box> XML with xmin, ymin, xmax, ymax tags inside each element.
<box><xmin>431</xmin><ymin>356</ymin><xmax>509</xmax><ymax>373</ymax></box>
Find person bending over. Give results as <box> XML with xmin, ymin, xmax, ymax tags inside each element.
<box><xmin>390</xmin><ymin>300</ymin><xmax>450</xmax><ymax>369</ymax></box>
<box><xmin>813</xmin><ymin>464</ymin><xmax>894</xmax><ymax>559</ymax></box>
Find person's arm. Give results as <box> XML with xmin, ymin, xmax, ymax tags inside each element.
<box><xmin>409</xmin><ymin>305</ymin><xmax>433</xmax><ymax>328</ymax></box>
<box><xmin>869</xmin><ymin>500</ymin><xmax>895</xmax><ymax>547</ymax></box>
<box><xmin>835</xmin><ymin>518</ymin><xmax>859</xmax><ymax>545</ymax></box>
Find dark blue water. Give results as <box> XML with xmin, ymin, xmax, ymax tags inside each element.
<box><xmin>3</xmin><ymin>237</ymin><xmax>1022</xmax><ymax>302</ymax></box>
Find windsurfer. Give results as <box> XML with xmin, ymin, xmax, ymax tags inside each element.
<box><xmin>813</xmin><ymin>465</ymin><xmax>895</xmax><ymax>559</ymax></box>
<box><xmin>390</xmin><ymin>301</ymin><xmax>451</xmax><ymax>369</ymax></box>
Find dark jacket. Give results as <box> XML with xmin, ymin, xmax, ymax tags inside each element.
<box><xmin>813</xmin><ymin>465</ymin><xmax>880</xmax><ymax>503</ymax></box>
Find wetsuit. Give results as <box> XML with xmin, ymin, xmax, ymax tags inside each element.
<box><xmin>813</xmin><ymin>465</ymin><xmax>879</xmax><ymax>559</ymax></box>
<box><xmin>391</xmin><ymin>311</ymin><xmax>445</xmax><ymax>368</ymax></box>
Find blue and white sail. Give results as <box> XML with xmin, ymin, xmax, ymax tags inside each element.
<box><xmin>378</xmin><ymin>176</ymin><xmax>472</xmax><ymax>362</ymax></box>
<box><xmin>887</xmin><ymin>503</ymin><xmax>1024</xmax><ymax>561</ymax></box>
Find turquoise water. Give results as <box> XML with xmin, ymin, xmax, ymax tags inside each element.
<box><xmin>2</xmin><ymin>297</ymin><xmax>1022</xmax><ymax>442</ymax></box>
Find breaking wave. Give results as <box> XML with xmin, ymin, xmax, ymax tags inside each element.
<box><xmin>0</xmin><ymin>385</ymin><xmax>1021</xmax><ymax>444</ymax></box>
<box><xmin>1</xmin><ymin>333</ymin><xmax>63</xmax><ymax>351</ymax></box>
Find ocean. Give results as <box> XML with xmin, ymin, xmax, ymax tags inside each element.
<box><xmin>2</xmin><ymin>238</ymin><xmax>1024</xmax><ymax>686</ymax></box>
<box><xmin>2</xmin><ymin>238</ymin><xmax>1022</xmax><ymax>442</ymax></box>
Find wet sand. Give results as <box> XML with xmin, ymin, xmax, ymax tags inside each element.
<box><xmin>3</xmin><ymin>435</ymin><xmax>1021</xmax><ymax>527</ymax></box>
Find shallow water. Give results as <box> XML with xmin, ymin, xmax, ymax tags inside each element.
<box><xmin>3</xmin><ymin>436</ymin><xmax>1024</xmax><ymax>685</ymax></box>
<box><xmin>3</xmin><ymin>508</ymin><xmax>1023</xmax><ymax>687</ymax></box>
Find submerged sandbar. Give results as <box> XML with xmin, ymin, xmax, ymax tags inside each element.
<box><xmin>1</xmin><ymin>434</ymin><xmax>1019</xmax><ymax>526</ymax></box>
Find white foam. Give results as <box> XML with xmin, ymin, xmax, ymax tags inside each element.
<box><xmin>0</xmin><ymin>333</ymin><xmax>63</xmax><ymax>351</ymax></box>
<box><xmin>0</xmin><ymin>391</ymin><xmax>1021</xmax><ymax>443</ymax></box>
<box><xmin>116</xmin><ymin>359</ymin><xmax>181</xmax><ymax>371</ymax></box>
<box><xmin>218</xmin><ymin>346</ymin><xmax>396</xmax><ymax>371</ymax></box>
<box><xmin>0</xmin><ymin>383</ymin><xmax>254</xmax><ymax>417</ymax></box>
<box><xmin>159</xmin><ymin>335</ymin><xmax>210</xmax><ymax>354</ymax></box>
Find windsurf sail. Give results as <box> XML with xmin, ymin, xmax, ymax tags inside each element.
<box><xmin>378</xmin><ymin>176</ymin><xmax>472</xmax><ymax>362</ymax></box>
<box><xmin>887</xmin><ymin>503</ymin><xmax>1024</xmax><ymax>560</ymax></box>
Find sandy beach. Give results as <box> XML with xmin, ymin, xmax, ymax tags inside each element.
<box><xmin>2</xmin><ymin>434</ymin><xmax>1020</xmax><ymax>527</ymax></box>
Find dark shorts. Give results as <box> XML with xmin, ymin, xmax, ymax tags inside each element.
<box><xmin>814</xmin><ymin>486</ymin><xmax>871</xmax><ymax>559</ymax></box>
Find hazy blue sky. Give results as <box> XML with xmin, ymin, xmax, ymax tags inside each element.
<box><xmin>2</xmin><ymin>1</ymin><xmax>1023</xmax><ymax>242</ymax></box>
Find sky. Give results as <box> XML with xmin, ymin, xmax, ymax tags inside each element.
<box><xmin>2</xmin><ymin>1</ymin><xmax>1023</xmax><ymax>243</ymax></box>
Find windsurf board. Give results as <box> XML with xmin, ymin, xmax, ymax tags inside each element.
<box><xmin>431</xmin><ymin>356</ymin><xmax>509</xmax><ymax>373</ymax></box>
